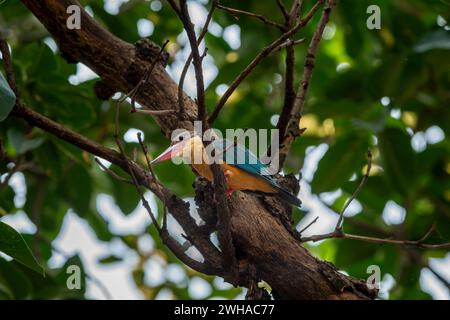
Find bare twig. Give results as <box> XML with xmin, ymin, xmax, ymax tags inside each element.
<box><xmin>290</xmin><ymin>0</ymin><xmax>303</xmax><ymax>15</ymax></box>
<box><xmin>407</xmin><ymin>249</ymin><xmax>450</xmax><ymax>290</ymax></box>
<box><xmin>298</xmin><ymin>216</ymin><xmax>319</xmax><ymax>235</ymax></box>
<box><xmin>116</xmin><ymin>88</ymin><xmax>223</xmax><ymax>274</ymax></box>
<box><xmin>132</xmin><ymin>108</ymin><xmax>176</xmax><ymax>115</ymax></box>
<box><xmin>278</xmin><ymin>0</ymin><xmax>335</xmax><ymax>167</ymax></box>
<box><xmin>94</xmin><ymin>157</ymin><xmax>133</xmax><ymax>185</ymax></box>
<box><xmin>13</xmin><ymin>102</ymin><xmax>223</xmax><ymax>276</ymax></box>
<box><xmin>169</xmin><ymin>0</ymin><xmax>237</xmax><ymax>270</ymax></box>
<box><xmin>136</xmin><ymin>132</ymin><xmax>168</xmax><ymax>229</ymax></box>
<box><xmin>173</xmin><ymin>0</ymin><xmax>208</xmax><ymax>124</ymax></box>
<box><xmin>165</xmin><ymin>0</ymin><xmax>180</xmax><ymax>14</ymax></box>
<box><xmin>217</xmin><ymin>3</ymin><xmax>284</xmax><ymax>30</ymax></box>
<box><xmin>417</xmin><ymin>223</ymin><xmax>436</xmax><ymax>243</ymax></box>
<box><xmin>273</xmin><ymin>38</ymin><xmax>306</xmax><ymax>52</ymax></box>
<box><xmin>427</xmin><ymin>266</ymin><xmax>450</xmax><ymax>290</ymax></box>
<box><xmin>114</xmin><ymin>99</ymin><xmax>162</xmax><ymax>232</ymax></box>
<box><xmin>301</xmin><ymin>150</ymin><xmax>449</xmax><ymax>250</ymax></box>
<box><xmin>276</xmin><ymin>0</ymin><xmax>289</xmax><ymax>20</ymax></box>
<box><xmin>119</xmin><ymin>39</ymin><xmax>169</xmax><ymax>113</ymax></box>
<box><xmin>209</xmin><ymin>0</ymin><xmax>324</xmax><ymax>124</ymax></box>
<box><xmin>178</xmin><ymin>0</ymin><xmax>216</xmax><ymax>117</ymax></box>
<box><xmin>335</xmin><ymin>150</ymin><xmax>372</xmax><ymax>230</ymax></box>
<box><xmin>276</xmin><ymin>0</ymin><xmax>303</xmax><ymax>141</ymax></box>
<box><xmin>301</xmin><ymin>229</ymin><xmax>450</xmax><ymax>249</ymax></box>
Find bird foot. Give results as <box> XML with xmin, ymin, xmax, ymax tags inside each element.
<box><xmin>223</xmin><ymin>170</ymin><xmax>234</xmax><ymax>197</ymax></box>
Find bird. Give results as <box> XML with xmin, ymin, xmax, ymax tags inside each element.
<box><xmin>151</xmin><ymin>133</ymin><xmax>302</xmax><ymax>207</ymax></box>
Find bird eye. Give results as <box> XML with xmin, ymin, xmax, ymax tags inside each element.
<box><xmin>179</xmin><ymin>136</ymin><xmax>184</xmax><ymax>141</ymax></box>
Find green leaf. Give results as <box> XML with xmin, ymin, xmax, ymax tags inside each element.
<box><xmin>311</xmin><ymin>134</ymin><xmax>369</xmax><ymax>193</ymax></box>
<box><xmin>7</xmin><ymin>128</ymin><xmax>44</xmax><ymax>155</ymax></box>
<box><xmin>0</xmin><ymin>185</ymin><xmax>15</xmax><ymax>215</ymax></box>
<box><xmin>61</xmin><ymin>164</ymin><xmax>92</xmax><ymax>216</ymax></box>
<box><xmin>0</xmin><ymin>221</ymin><xmax>44</xmax><ymax>275</ymax></box>
<box><xmin>0</xmin><ymin>257</ymin><xmax>33</xmax><ymax>299</ymax></box>
<box><xmin>378</xmin><ymin>127</ymin><xmax>417</xmax><ymax>197</ymax></box>
<box><xmin>112</xmin><ymin>173</ymin><xmax>140</xmax><ymax>215</ymax></box>
<box><xmin>0</xmin><ymin>72</ymin><xmax>16</xmax><ymax>122</ymax></box>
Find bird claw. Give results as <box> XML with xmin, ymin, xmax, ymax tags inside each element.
<box><xmin>223</xmin><ymin>170</ymin><xmax>234</xmax><ymax>197</ymax></box>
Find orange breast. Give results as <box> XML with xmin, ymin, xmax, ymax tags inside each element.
<box><xmin>191</xmin><ymin>162</ymin><xmax>277</xmax><ymax>193</ymax></box>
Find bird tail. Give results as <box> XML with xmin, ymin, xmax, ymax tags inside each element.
<box><xmin>274</xmin><ymin>187</ymin><xmax>302</xmax><ymax>207</ymax></box>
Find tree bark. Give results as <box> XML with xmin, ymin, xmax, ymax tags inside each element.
<box><xmin>19</xmin><ymin>0</ymin><xmax>377</xmax><ymax>299</ymax></box>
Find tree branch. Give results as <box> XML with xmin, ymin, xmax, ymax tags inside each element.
<box><xmin>276</xmin><ymin>0</ymin><xmax>290</xmax><ymax>20</ymax></box>
<box><xmin>12</xmin><ymin>101</ymin><xmax>223</xmax><ymax>276</ymax></box>
<box><xmin>170</xmin><ymin>0</ymin><xmax>238</xmax><ymax>274</ymax></box>
<box><xmin>335</xmin><ymin>150</ymin><xmax>372</xmax><ymax>230</ymax></box>
<box><xmin>17</xmin><ymin>0</ymin><xmax>379</xmax><ymax>299</ymax></box>
<box><xmin>208</xmin><ymin>0</ymin><xmax>324</xmax><ymax>124</ymax></box>
<box><xmin>177</xmin><ymin>0</ymin><xmax>216</xmax><ymax>118</ymax></box>
<box><xmin>216</xmin><ymin>3</ymin><xmax>284</xmax><ymax>30</ymax></box>
<box><xmin>301</xmin><ymin>151</ymin><xmax>450</xmax><ymax>250</ymax></box>
<box><xmin>301</xmin><ymin>230</ymin><xmax>450</xmax><ymax>250</ymax></box>
<box><xmin>170</xmin><ymin>0</ymin><xmax>208</xmax><ymax>124</ymax></box>
<box><xmin>278</xmin><ymin>0</ymin><xmax>335</xmax><ymax>167</ymax></box>
<box><xmin>276</xmin><ymin>0</ymin><xmax>303</xmax><ymax>144</ymax></box>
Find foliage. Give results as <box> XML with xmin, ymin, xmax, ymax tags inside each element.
<box><xmin>0</xmin><ymin>0</ymin><xmax>449</xmax><ymax>299</ymax></box>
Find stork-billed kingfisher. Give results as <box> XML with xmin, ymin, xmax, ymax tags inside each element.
<box><xmin>152</xmin><ymin>134</ymin><xmax>301</xmax><ymax>207</ymax></box>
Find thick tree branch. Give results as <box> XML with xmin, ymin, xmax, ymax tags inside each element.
<box><xmin>11</xmin><ymin>102</ymin><xmax>223</xmax><ymax>276</ymax></box>
<box><xmin>18</xmin><ymin>0</ymin><xmax>377</xmax><ymax>299</ymax></box>
<box><xmin>169</xmin><ymin>0</ymin><xmax>238</xmax><ymax>273</ymax></box>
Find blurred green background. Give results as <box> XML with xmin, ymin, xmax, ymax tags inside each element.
<box><xmin>0</xmin><ymin>0</ymin><xmax>449</xmax><ymax>299</ymax></box>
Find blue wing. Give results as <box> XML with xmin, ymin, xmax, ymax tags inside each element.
<box><xmin>211</xmin><ymin>139</ymin><xmax>302</xmax><ymax>207</ymax></box>
<box><xmin>211</xmin><ymin>139</ymin><xmax>279</xmax><ymax>187</ymax></box>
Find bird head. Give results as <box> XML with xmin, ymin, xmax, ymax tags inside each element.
<box><xmin>151</xmin><ymin>132</ymin><xmax>201</xmax><ymax>164</ymax></box>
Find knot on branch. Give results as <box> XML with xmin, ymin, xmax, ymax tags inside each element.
<box><xmin>318</xmin><ymin>260</ymin><xmax>378</xmax><ymax>299</ymax></box>
<box><xmin>194</xmin><ymin>177</ymin><xmax>218</xmax><ymax>234</ymax></box>
<box><xmin>165</xmin><ymin>192</ymin><xmax>191</xmax><ymax>215</ymax></box>
<box><xmin>134</xmin><ymin>38</ymin><xmax>169</xmax><ymax>66</ymax></box>
<box><xmin>124</xmin><ymin>61</ymin><xmax>145</xmax><ymax>88</ymax></box>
